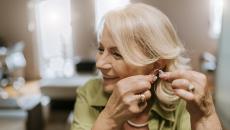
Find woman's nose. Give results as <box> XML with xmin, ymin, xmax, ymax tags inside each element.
<box><xmin>96</xmin><ymin>54</ymin><xmax>112</xmax><ymax>70</ymax></box>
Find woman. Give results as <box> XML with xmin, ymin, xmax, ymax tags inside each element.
<box><xmin>71</xmin><ymin>3</ymin><xmax>222</xmax><ymax>130</ymax></box>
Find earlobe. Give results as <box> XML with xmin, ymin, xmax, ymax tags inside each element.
<box><xmin>153</xmin><ymin>59</ymin><xmax>167</xmax><ymax>71</ymax></box>
<box><xmin>149</xmin><ymin>59</ymin><xmax>168</xmax><ymax>76</ymax></box>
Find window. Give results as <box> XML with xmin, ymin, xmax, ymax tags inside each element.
<box><xmin>95</xmin><ymin>0</ymin><xmax>130</xmax><ymax>31</ymax></box>
<box><xmin>35</xmin><ymin>0</ymin><xmax>74</xmax><ymax>79</ymax></box>
<box><xmin>210</xmin><ymin>0</ymin><xmax>224</xmax><ymax>38</ymax></box>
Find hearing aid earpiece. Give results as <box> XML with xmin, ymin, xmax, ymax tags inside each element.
<box><xmin>152</xmin><ymin>69</ymin><xmax>164</xmax><ymax>77</ymax></box>
<box><xmin>159</xmin><ymin>70</ymin><xmax>164</xmax><ymax>75</ymax></box>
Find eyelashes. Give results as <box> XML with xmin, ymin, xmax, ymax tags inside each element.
<box><xmin>97</xmin><ymin>47</ymin><xmax>123</xmax><ymax>60</ymax></box>
<box><xmin>97</xmin><ymin>47</ymin><xmax>104</xmax><ymax>53</ymax></box>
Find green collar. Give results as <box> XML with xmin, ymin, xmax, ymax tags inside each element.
<box><xmin>89</xmin><ymin>82</ymin><xmax>109</xmax><ymax>106</ymax></box>
<box><xmin>150</xmin><ymin>102</ymin><xmax>175</xmax><ymax>122</ymax></box>
<box><xmin>89</xmin><ymin>82</ymin><xmax>175</xmax><ymax>122</ymax></box>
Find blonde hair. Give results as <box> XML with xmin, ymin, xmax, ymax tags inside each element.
<box><xmin>97</xmin><ymin>3</ymin><xmax>191</xmax><ymax>111</ymax></box>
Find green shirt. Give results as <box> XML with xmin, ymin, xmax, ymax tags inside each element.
<box><xmin>71</xmin><ymin>78</ymin><xmax>191</xmax><ymax>130</ymax></box>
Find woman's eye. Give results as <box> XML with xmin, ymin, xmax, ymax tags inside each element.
<box><xmin>112</xmin><ymin>52</ymin><xmax>123</xmax><ymax>59</ymax></box>
<box><xmin>97</xmin><ymin>47</ymin><xmax>104</xmax><ymax>54</ymax></box>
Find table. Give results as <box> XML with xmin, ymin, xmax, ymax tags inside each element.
<box><xmin>0</xmin><ymin>81</ymin><xmax>46</xmax><ymax>130</ymax></box>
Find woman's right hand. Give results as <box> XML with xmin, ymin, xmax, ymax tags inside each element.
<box><xmin>98</xmin><ymin>75</ymin><xmax>157</xmax><ymax>129</ymax></box>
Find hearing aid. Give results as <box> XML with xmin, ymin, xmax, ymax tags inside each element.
<box><xmin>152</xmin><ymin>69</ymin><xmax>164</xmax><ymax>78</ymax></box>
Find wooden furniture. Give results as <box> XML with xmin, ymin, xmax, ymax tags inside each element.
<box><xmin>0</xmin><ymin>81</ymin><xmax>45</xmax><ymax>130</ymax></box>
<box><xmin>4</xmin><ymin>81</ymin><xmax>40</xmax><ymax>98</ymax></box>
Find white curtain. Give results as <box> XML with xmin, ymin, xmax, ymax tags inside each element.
<box><xmin>35</xmin><ymin>0</ymin><xmax>75</xmax><ymax>79</ymax></box>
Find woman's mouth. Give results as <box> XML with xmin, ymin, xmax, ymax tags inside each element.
<box><xmin>102</xmin><ymin>76</ymin><xmax>119</xmax><ymax>82</ymax></box>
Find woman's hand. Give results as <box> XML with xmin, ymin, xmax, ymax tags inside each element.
<box><xmin>159</xmin><ymin>70</ymin><xmax>222</xmax><ymax>130</ymax></box>
<box><xmin>97</xmin><ymin>75</ymin><xmax>157</xmax><ymax>129</ymax></box>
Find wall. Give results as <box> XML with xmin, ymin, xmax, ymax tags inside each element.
<box><xmin>216</xmin><ymin>0</ymin><xmax>230</xmax><ymax>128</ymax></box>
<box><xmin>71</xmin><ymin>0</ymin><xmax>97</xmax><ymax>60</ymax></box>
<box><xmin>0</xmin><ymin>0</ymin><xmax>40</xmax><ymax>80</ymax></box>
<box><xmin>132</xmin><ymin>0</ymin><xmax>218</xmax><ymax>70</ymax></box>
<box><xmin>0</xmin><ymin>0</ymin><xmax>218</xmax><ymax>79</ymax></box>
<box><xmin>0</xmin><ymin>0</ymin><xmax>97</xmax><ymax>80</ymax></box>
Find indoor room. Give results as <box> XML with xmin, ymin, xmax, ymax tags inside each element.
<box><xmin>0</xmin><ymin>0</ymin><xmax>229</xmax><ymax>130</ymax></box>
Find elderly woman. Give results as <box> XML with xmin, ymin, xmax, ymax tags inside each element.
<box><xmin>71</xmin><ymin>3</ymin><xmax>222</xmax><ymax>130</ymax></box>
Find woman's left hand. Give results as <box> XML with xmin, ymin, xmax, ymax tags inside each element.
<box><xmin>159</xmin><ymin>70</ymin><xmax>223</xmax><ymax>130</ymax></box>
<box><xmin>159</xmin><ymin>70</ymin><xmax>214</xmax><ymax>120</ymax></box>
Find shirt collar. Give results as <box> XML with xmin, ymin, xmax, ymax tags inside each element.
<box><xmin>89</xmin><ymin>84</ymin><xmax>175</xmax><ymax>122</ymax></box>
<box><xmin>89</xmin><ymin>82</ymin><xmax>109</xmax><ymax>107</ymax></box>
<box><xmin>150</xmin><ymin>102</ymin><xmax>175</xmax><ymax>122</ymax></box>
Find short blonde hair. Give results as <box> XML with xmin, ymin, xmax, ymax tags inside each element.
<box><xmin>97</xmin><ymin>3</ymin><xmax>191</xmax><ymax>111</ymax></box>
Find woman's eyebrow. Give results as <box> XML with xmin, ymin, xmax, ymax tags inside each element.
<box><xmin>98</xmin><ymin>41</ymin><xmax>119</xmax><ymax>51</ymax></box>
<box><xmin>110</xmin><ymin>47</ymin><xmax>120</xmax><ymax>52</ymax></box>
<box><xmin>98</xmin><ymin>42</ymin><xmax>103</xmax><ymax>47</ymax></box>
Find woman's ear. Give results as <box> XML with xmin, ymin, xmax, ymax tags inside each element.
<box><xmin>149</xmin><ymin>59</ymin><xmax>167</xmax><ymax>76</ymax></box>
<box><xmin>153</xmin><ymin>59</ymin><xmax>167</xmax><ymax>70</ymax></box>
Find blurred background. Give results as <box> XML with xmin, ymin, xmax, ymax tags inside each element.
<box><xmin>0</xmin><ymin>0</ymin><xmax>229</xmax><ymax>130</ymax></box>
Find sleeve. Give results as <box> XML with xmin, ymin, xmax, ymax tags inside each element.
<box><xmin>175</xmin><ymin>100</ymin><xmax>191</xmax><ymax>130</ymax></box>
<box><xmin>70</xmin><ymin>86</ymin><xmax>97</xmax><ymax>130</ymax></box>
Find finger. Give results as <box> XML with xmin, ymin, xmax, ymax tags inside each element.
<box><xmin>133</xmin><ymin>90</ymin><xmax>151</xmax><ymax>104</ymax></box>
<box><xmin>142</xmin><ymin>90</ymin><xmax>151</xmax><ymax>100</ymax></box>
<box><xmin>122</xmin><ymin>94</ymin><xmax>138</xmax><ymax>105</ymax></box>
<box><xmin>138</xmin><ymin>102</ymin><xmax>148</xmax><ymax>112</ymax></box>
<box><xmin>159</xmin><ymin>70</ymin><xmax>192</xmax><ymax>82</ymax></box>
<box><xmin>150</xmin><ymin>69</ymin><xmax>161</xmax><ymax>77</ymax></box>
<box><xmin>121</xmin><ymin>95</ymin><xmax>147</xmax><ymax>113</ymax></box>
<box><xmin>144</xmin><ymin>74</ymin><xmax>158</xmax><ymax>84</ymax></box>
<box><xmin>128</xmin><ymin>91</ymin><xmax>151</xmax><ymax>113</ymax></box>
<box><xmin>173</xmin><ymin>89</ymin><xmax>194</xmax><ymax>101</ymax></box>
<box><xmin>134</xmin><ymin>93</ymin><xmax>148</xmax><ymax>112</ymax></box>
<box><xmin>129</xmin><ymin>75</ymin><xmax>157</xmax><ymax>94</ymax></box>
<box><xmin>172</xmin><ymin>79</ymin><xmax>191</xmax><ymax>91</ymax></box>
<box><xmin>129</xmin><ymin>102</ymin><xmax>147</xmax><ymax>113</ymax></box>
<box><xmin>130</xmin><ymin>79</ymin><xmax>150</xmax><ymax>93</ymax></box>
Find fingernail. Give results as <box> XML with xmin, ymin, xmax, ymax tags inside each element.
<box><xmin>159</xmin><ymin>70</ymin><xmax>164</xmax><ymax>75</ymax></box>
<box><xmin>153</xmin><ymin>76</ymin><xmax>157</xmax><ymax>81</ymax></box>
<box><xmin>159</xmin><ymin>70</ymin><xmax>165</xmax><ymax>77</ymax></box>
<box><xmin>149</xmin><ymin>75</ymin><xmax>157</xmax><ymax>84</ymax></box>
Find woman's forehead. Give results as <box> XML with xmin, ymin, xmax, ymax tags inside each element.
<box><xmin>99</xmin><ymin>26</ymin><xmax>118</xmax><ymax>48</ymax></box>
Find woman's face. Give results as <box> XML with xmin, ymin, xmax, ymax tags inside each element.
<box><xmin>96</xmin><ymin>26</ymin><xmax>154</xmax><ymax>93</ymax></box>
